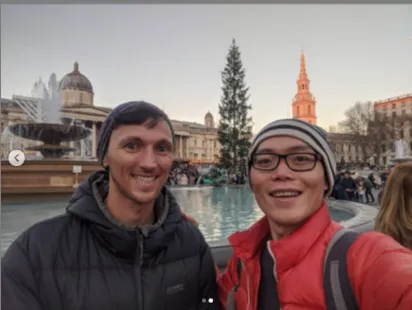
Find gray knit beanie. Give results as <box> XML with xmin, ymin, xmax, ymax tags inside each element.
<box><xmin>247</xmin><ymin>118</ymin><xmax>337</xmax><ymax>197</ymax></box>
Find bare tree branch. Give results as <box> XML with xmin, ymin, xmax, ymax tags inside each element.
<box><xmin>340</xmin><ymin>101</ymin><xmax>395</xmax><ymax>163</ymax></box>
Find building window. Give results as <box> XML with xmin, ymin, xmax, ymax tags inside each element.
<box><xmin>297</xmin><ymin>106</ymin><xmax>300</xmax><ymax>116</ymax></box>
<box><xmin>308</xmin><ymin>105</ymin><xmax>311</xmax><ymax>115</ymax></box>
<box><xmin>392</xmin><ymin>111</ymin><xmax>396</xmax><ymax>117</ymax></box>
<box><xmin>392</xmin><ymin>103</ymin><xmax>396</xmax><ymax>109</ymax></box>
<box><xmin>401</xmin><ymin>101</ymin><xmax>406</xmax><ymax>108</ymax></box>
<box><xmin>301</xmin><ymin>84</ymin><xmax>305</xmax><ymax>90</ymax></box>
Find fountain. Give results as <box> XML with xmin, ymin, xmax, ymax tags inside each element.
<box><xmin>391</xmin><ymin>130</ymin><xmax>412</xmax><ymax>164</ymax></box>
<box><xmin>2</xmin><ymin>73</ymin><xmax>101</xmax><ymax>203</ymax></box>
<box><xmin>7</xmin><ymin>75</ymin><xmax>91</xmax><ymax>159</ymax></box>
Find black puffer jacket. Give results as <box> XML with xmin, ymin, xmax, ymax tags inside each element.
<box><xmin>1</xmin><ymin>171</ymin><xmax>220</xmax><ymax>310</ymax></box>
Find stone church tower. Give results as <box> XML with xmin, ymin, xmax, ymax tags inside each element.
<box><xmin>292</xmin><ymin>51</ymin><xmax>317</xmax><ymax>125</ymax></box>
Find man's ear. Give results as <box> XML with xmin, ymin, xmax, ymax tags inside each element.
<box><xmin>103</xmin><ymin>155</ymin><xmax>109</xmax><ymax>168</ymax></box>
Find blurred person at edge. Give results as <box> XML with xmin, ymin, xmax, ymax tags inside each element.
<box><xmin>218</xmin><ymin>119</ymin><xmax>412</xmax><ymax>310</ymax></box>
<box><xmin>375</xmin><ymin>162</ymin><xmax>412</xmax><ymax>250</ymax></box>
<box><xmin>1</xmin><ymin>101</ymin><xmax>220</xmax><ymax>310</ymax></box>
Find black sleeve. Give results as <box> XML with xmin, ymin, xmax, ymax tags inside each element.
<box><xmin>1</xmin><ymin>240</ymin><xmax>43</xmax><ymax>310</ymax></box>
<box><xmin>198</xmin><ymin>243</ymin><xmax>221</xmax><ymax>310</ymax></box>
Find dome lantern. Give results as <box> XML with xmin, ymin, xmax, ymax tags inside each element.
<box><xmin>58</xmin><ymin>61</ymin><xmax>94</xmax><ymax>94</ymax></box>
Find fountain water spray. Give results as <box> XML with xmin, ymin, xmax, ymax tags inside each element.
<box><xmin>7</xmin><ymin>74</ymin><xmax>92</xmax><ymax>159</ymax></box>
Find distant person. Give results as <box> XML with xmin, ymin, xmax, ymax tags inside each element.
<box><xmin>339</xmin><ymin>170</ymin><xmax>357</xmax><ymax>201</ymax></box>
<box><xmin>332</xmin><ymin>174</ymin><xmax>349</xmax><ymax>200</ymax></box>
<box><xmin>218</xmin><ymin>119</ymin><xmax>412</xmax><ymax>310</ymax></box>
<box><xmin>1</xmin><ymin>101</ymin><xmax>219</xmax><ymax>310</ymax></box>
<box><xmin>368</xmin><ymin>172</ymin><xmax>377</xmax><ymax>189</ymax></box>
<box><xmin>356</xmin><ymin>178</ymin><xmax>365</xmax><ymax>203</ymax></box>
<box><xmin>375</xmin><ymin>162</ymin><xmax>412</xmax><ymax>250</ymax></box>
<box><xmin>362</xmin><ymin>176</ymin><xmax>375</xmax><ymax>203</ymax></box>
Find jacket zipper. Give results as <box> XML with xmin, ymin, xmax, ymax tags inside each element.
<box><xmin>134</xmin><ymin>230</ymin><xmax>144</xmax><ymax>310</ymax></box>
<box><xmin>239</xmin><ymin>260</ymin><xmax>251</xmax><ymax>310</ymax></box>
<box><xmin>267</xmin><ymin>242</ymin><xmax>283</xmax><ymax>309</ymax></box>
<box><xmin>267</xmin><ymin>242</ymin><xmax>278</xmax><ymax>282</ymax></box>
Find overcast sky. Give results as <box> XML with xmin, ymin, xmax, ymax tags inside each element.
<box><xmin>1</xmin><ymin>4</ymin><xmax>411</xmax><ymax>131</ymax></box>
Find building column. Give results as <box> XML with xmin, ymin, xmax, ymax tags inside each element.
<box><xmin>92</xmin><ymin>122</ymin><xmax>97</xmax><ymax>158</ymax></box>
<box><xmin>180</xmin><ymin>136</ymin><xmax>183</xmax><ymax>158</ymax></box>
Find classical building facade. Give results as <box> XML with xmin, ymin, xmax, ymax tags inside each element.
<box><xmin>292</xmin><ymin>51</ymin><xmax>317</xmax><ymax>125</ymax></box>
<box><xmin>327</xmin><ymin>132</ymin><xmax>365</xmax><ymax>166</ymax></box>
<box><xmin>1</xmin><ymin>62</ymin><xmax>220</xmax><ymax>164</ymax></box>
<box><xmin>327</xmin><ymin>93</ymin><xmax>412</xmax><ymax>167</ymax></box>
<box><xmin>373</xmin><ymin>93</ymin><xmax>412</xmax><ymax>165</ymax></box>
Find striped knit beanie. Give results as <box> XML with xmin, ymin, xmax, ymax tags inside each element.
<box><xmin>247</xmin><ymin>119</ymin><xmax>336</xmax><ymax>197</ymax></box>
<box><xmin>96</xmin><ymin>101</ymin><xmax>175</xmax><ymax>167</ymax></box>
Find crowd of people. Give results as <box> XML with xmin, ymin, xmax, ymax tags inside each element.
<box><xmin>2</xmin><ymin>101</ymin><xmax>411</xmax><ymax>310</ymax></box>
<box><xmin>166</xmin><ymin>162</ymin><xmax>247</xmax><ymax>186</ymax></box>
<box><xmin>332</xmin><ymin>170</ymin><xmax>390</xmax><ymax>203</ymax></box>
<box><xmin>166</xmin><ymin>162</ymin><xmax>200</xmax><ymax>185</ymax></box>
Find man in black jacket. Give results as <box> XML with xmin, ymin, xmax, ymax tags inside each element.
<box><xmin>339</xmin><ymin>170</ymin><xmax>357</xmax><ymax>201</ymax></box>
<box><xmin>1</xmin><ymin>101</ymin><xmax>220</xmax><ymax>310</ymax></box>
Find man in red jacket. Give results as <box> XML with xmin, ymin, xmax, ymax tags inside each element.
<box><xmin>218</xmin><ymin>119</ymin><xmax>412</xmax><ymax>310</ymax></box>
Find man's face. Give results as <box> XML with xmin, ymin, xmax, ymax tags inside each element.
<box><xmin>250</xmin><ymin>136</ymin><xmax>327</xmax><ymax>227</ymax></box>
<box><xmin>344</xmin><ymin>173</ymin><xmax>350</xmax><ymax>179</ymax></box>
<box><xmin>104</xmin><ymin>120</ymin><xmax>174</xmax><ymax>206</ymax></box>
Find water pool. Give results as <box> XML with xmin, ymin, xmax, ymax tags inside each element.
<box><xmin>1</xmin><ymin>186</ymin><xmax>354</xmax><ymax>255</ymax></box>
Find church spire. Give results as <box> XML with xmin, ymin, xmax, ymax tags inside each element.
<box><xmin>299</xmin><ymin>50</ymin><xmax>307</xmax><ymax>79</ymax></box>
<box><xmin>297</xmin><ymin>50</ymin><xmax>310</xmax><ymax>93</ymax></box>
<box><xmin>292</xmin><ymin>50</ymin><xmax>317</xmax><ymax>125</ymax></box>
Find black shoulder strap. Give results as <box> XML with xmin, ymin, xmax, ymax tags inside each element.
<box><xmin>226</xmin><ymin>259</ymin><xmax>242</xmax><ymax>310</ymax></box>
<box><xmin>323</xmin><ymin>228</ymin><xmax>360</xmax><ymax>310</ymax></box>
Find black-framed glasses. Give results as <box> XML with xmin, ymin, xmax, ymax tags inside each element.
<box><xmin>251</xmin><ymin>152</ymin><xmax>320</xmax><ymax>172</ymax></box>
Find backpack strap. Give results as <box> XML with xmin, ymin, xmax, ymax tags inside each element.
<box><xmin>323</xmin><ymin>228</ymin><xmax>360</xmax><ymax>310</ymax></box>
<box><xmin>226</xmin><ymin>259</ymin><xmax>242</xmax><ymax>310</ymax></box>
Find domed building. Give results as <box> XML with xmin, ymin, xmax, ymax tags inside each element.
<box><xmin>59</xmin><ymin>62</ymin><xmax>94</xmax><ymax>107</ymax></box>
<box><xmin>0</xmin><ymin>61</ymin><xmax>221</xmax><ymax>164</ymax></box>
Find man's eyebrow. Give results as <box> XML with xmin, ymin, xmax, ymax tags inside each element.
<box><xmin>118</xmin><ymin>136</ymin><xmax>173</xmax><ymax>145</ymax></box>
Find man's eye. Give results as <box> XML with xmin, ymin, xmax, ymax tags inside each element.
<box><xmin>125</xmin><ymin>143</ymin><xmax>138</xmax><ymax>150</ymax></box>
<box><xmin>157</xmin><ymin>144</ymin><xmax>170</xmax><ymax>153</ymax></box>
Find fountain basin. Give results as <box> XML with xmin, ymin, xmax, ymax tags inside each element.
<box><xmin>1</xmin><ymin>159</ymin><xmax>102</xmax><ymax>204</ymax></box>
<box><xmin>8</xmin><ymin>123</ymin><xmax>91</xmax><ymax>144</ymax></box>
<box><xmin>391</xmin><ymin>157</ymin><xmax>412</xmax><ymax>164</ymax></box>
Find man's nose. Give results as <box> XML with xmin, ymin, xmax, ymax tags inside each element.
<box><xmin>271</xmin><ymin>158</ymin><xmax>293</xmax><ymax>180</ymax></box>
<box><xmin>139</xmin><ymin>148</ymin><xmax>157</xmax><ymax>169</ymax></box>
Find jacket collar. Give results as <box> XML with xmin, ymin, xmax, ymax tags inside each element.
<box><xmin>229</xmin><ymin>202</ymin><xmax>331</xmax><ymax>272</ymax></box>
<box><xmin>66</xmin><ymin>170</ymin><xmax>183</xmax><ymax>259</ymax></box>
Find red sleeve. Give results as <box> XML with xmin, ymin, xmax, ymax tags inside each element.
<box><xmin>181</xmin><ymin>212</ymin><xmax>199</xmax><ymax>227</ymax></box>
<box><xmin>348</xmin><ymin>232</ymin><xmax>412</xmax><ymax>310</ymax></box>
<box><xmin>217</xmin><ymin>255</ymin><xmax>238</xmax><ymax>309</ymax></box>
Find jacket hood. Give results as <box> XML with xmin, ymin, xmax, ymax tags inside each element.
<box><xmin>66</xmin><ymin>170</ymin><xmax>183</xmax><ymax>259</ymax></box>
